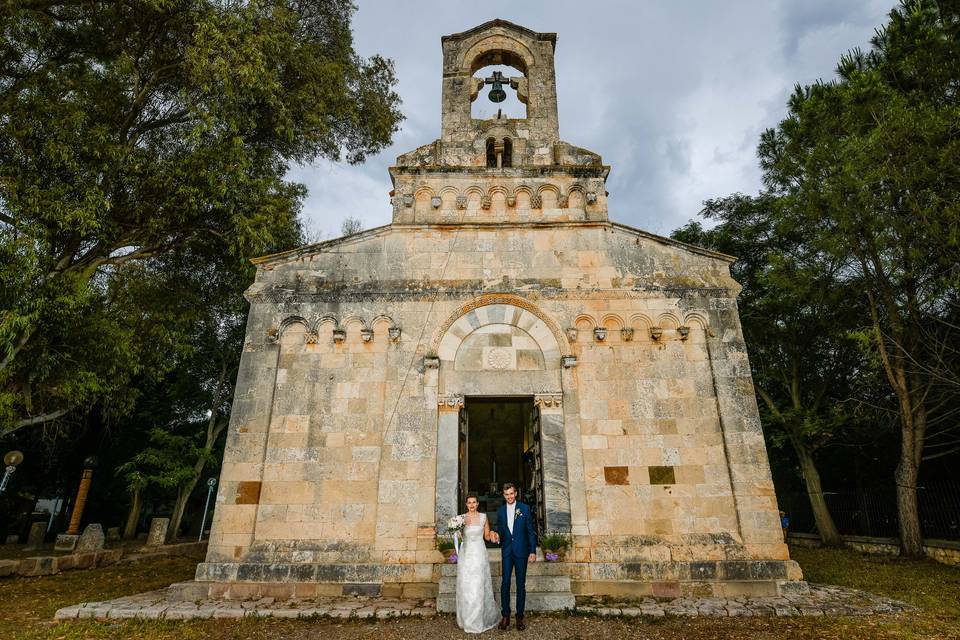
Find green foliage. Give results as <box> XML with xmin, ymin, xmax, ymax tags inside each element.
<box><xmin>540</xmin><ymin>531</ymin><xmax>571</xmax><ymax>551</ymax></box>
<box><xmin>0</xmin><ymin>0</ymin><xmax>402</xmax><ymax>435</ymax></box>
<box><xmin>436</xmin><ymin>536</ymin><xmax>455</xmax><ymax>552</ymax></box>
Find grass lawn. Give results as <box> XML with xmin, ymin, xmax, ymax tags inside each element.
<box><xmin>1</xmin><ymin>546</ymin><xmax>958</xmax><ymax>639</ymax></box>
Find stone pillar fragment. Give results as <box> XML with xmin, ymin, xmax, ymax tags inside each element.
<box><xmin>434</xmin><ymin>395</ymin><xmax>463</xmax><ymax>532</ymax></box>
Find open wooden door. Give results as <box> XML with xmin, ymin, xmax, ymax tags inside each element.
<box><xmin>457</xmin><ymin>406</ymin><xmax>468</xmax><ymax>511</ymax></box>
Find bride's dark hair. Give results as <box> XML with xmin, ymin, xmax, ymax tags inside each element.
<box><xmin>465</xmin><ymin>493</ymin><xmax>479</xmax><ymax>502</ymax></box>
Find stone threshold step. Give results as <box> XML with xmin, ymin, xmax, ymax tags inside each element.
<box><xmin>438</xmin><ymin>575</ymin><xmax>570</xmax><ymax>594</ymax></box>
<box><xmin>436</xmin><ymin>592</ymin><xmax>576</xmax><ymax>613</ymax></box>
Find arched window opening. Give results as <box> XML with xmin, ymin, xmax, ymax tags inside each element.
<box><xmin>471</xmin><ymin>64</ymin><xmax>527</xmax><ymax>120</ymax></box>
<box><xmin>502</xmin><ymin>138</ymin><xmax>513</xmax><ymax>168</ymax></box>
<box><xmin>486</xmin><ymin>137</ymin><xmax>497</xmax><ymax>168</ymax></box>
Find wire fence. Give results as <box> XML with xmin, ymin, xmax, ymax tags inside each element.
<box><xmin>779</xmin><ymin>482</ymin><xmax>960</xmax><ymax>541</ymax></box>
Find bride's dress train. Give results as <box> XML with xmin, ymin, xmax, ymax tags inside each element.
<box><xmin>455</xmin><ymin>513</ymin><xmax>501</xmax><ymax>633</ymax></box>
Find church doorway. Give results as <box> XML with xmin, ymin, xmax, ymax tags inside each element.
<box><xmin>458</xmin><ymin>397</ymin><xmax>545</xmax><ymax>536</ymax></box>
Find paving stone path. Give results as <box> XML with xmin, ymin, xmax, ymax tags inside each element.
<box><xmin>54</xmin><ymin>583</ymin><xmax>911</xmax><ymax>621</ymax></box>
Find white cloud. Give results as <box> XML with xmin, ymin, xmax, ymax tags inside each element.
<box><xmin>289</xmin><ymin>1</ymin><xmax>894</xmax><ymax>238</ymax></box>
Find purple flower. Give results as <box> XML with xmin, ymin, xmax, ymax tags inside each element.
<box><xmin>448</xmin><ymin>553</ymin><xmax>458</xmax><ymax>563</ymax></box>
<box><xmin>545</xmin><ymin>552</ymin><xmax>559</xmax><ymax>562</ymax></box>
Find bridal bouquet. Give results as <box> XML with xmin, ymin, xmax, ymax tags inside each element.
<box><xmin>447</xmin><ymin>514</ymin><xmax>465</xmax><ymax>535</ymax></box>
<box><xmin>446</xmin><ymin>515</ymin><xmax>466</xmax><ymax>556</ymax></box>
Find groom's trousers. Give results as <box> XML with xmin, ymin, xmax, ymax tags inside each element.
<box><xmin>500</xmin><ymin>553</ymin><xmax>528</xmax><ymax>617</ymax></box>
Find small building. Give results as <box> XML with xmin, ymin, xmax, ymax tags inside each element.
<box><xmin>198</xmin><ymin>19</ymin><xmax>802</xmax><ymax>606</ymax></box>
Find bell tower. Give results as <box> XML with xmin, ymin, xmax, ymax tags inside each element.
<box><xmin>390</xmin><ymin>19</ymin><xmax>609</xmax><ymax>225</ymax></box>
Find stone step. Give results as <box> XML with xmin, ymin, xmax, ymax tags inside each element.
<box><xmin>439</xmin><ymin>561</ymin><xmax>569</xmax><ymax>578</ymax></box>
<box><xmin>436</xmin><ymin>591</ymin><xmax>575</xmax><ymax>613</ymax></box>
<box><xmin>438</xmin><ymin>574</ymin><xmax>570</xmax><ymax>595</ymax></box>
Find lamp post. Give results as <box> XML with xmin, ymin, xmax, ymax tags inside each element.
<box><xmin>198</xmin><ymin>477</ymin><xmax>217</xmax><ymax>542</ymax></box>
<box><xmin>66</xmin><ymin>456</ymin><xmax>98</xmax><ymax>535</ymax></box>
<box><xmin>0</xmin><ymin>451</ymin><xmax>24</xmax><ymax>494</ymax></box>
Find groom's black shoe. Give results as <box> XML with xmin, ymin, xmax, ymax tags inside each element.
<box><xmin>516</xmin><ymin>615</ymin><xmax>526</xmax><ymax>631</ymax></box>
<box><xmin>498</xmin><ymin>615</ymin><xmax>510</xmax><ymax>630</ymax></box>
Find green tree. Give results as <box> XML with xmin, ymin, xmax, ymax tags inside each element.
<box><xmin>0</xmin><ymin>0</ymin><xmax>402</xmax><ymax>435</ymax></box>
<box><xmin>753</xmin><ymin>0</ymin><xmax>960</xmax><ymax>555</ymax></box>
<box><xmin>673</xmin><ymin>194</ymin><xmax>871</xmax><ymax>547</ymax></box>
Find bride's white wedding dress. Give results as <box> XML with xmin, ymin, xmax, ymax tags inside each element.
<box><xmin>455</xmin><ymin>513</ymin><xmax>501</xmax><ymax>633</ymax></box>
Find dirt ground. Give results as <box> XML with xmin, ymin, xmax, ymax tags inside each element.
<box><xmin>2</xmin><ymin>546</ymin><xmax>959</xmax><ymax>640</ymax></box>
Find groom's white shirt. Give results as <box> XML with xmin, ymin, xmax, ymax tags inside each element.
<box><xmin>507</xmin><ymin>502</ymin><xmax>516</xmax><ymax>534</ymax></box>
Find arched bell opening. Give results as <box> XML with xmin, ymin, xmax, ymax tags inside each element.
<box><xmin>502</xmin><ymin>137</ymin><xmax>513</xmax><ymax>168</ymax></box>
<box><xmin>471</xmin><ymin>64</ymin><xmax>527</xmax><ymax>120</ymax></box>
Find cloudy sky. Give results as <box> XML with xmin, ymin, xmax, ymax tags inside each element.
<box><xmin>290</xmin><ymin>1</ymin><xmax>895</xmax><ymax>239</ymax></box>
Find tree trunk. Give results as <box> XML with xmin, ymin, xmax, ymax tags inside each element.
<box><xmin>168</xmin><ymin>479</ymin><xmax>196</xmax><ymax>541</ymax></box>
<box><xmin>896</xmin><ymin>448</ymin><xmax>924</xmax><ymax>557</ymax></box>
<box><xmin>794</xmin><ymin>440</ymin><xmax>843</xmax><ymax>546</ymax></box>
<box><xmin>122</xmin><ymin>486</ymin><xmax>142</xmax><ymax>540</ymax></box>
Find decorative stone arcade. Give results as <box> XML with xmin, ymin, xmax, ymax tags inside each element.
<box><xmin>196</xmin><ymin>19</ymin><xmax>805</xmax><ymax>604</ymax></box>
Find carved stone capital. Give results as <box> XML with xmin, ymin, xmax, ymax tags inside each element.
<box><xmin>621</xmin><ymin>328</ymin><xmax>634</xmax><ymax>342</ymax></box>
<box><xmin>438</xmin><ymin>394</ymin><xmax>464</xmax><ymax>411</ymax></box>
<box><xmin>388</xmin><ymin>326</ymin><xmax>402</xmax><ymax>342</ymax></box>
<box><xmin>530</xmin><ymin>194</ymin><xmax>542</xmax><ymax>209</ymax></box>
<box><xmin>561</xmin><ymin>355</ymin><xmax>577</xmax><ymax>368</ymax></box>
<box><xmin>424</xmin><ymin>355</ymin><xmax>440</xmax><ymax>370</ymax></box>
<box><xmin>333</xmin><ymin>328</ymin><xmax>346</xmax><ymax>343</ymax></box>
<box><xmin>305</xmin><ymin>330</ymin><xmax>319</xmax><ymax>344</ymax></box>
<box><xmin>455</xmin><ymin>195</ymin><xmax>467</xmax><ymax>210</ymax></box>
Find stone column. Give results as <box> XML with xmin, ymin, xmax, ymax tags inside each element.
<box><xmin>535</xmin><ymin>393</ymin><xmax>571</xmax><ymax>532</ymax></box>
<box><xmin>435</xmin><ymin>394</ymin><xmax>463</xmax><ymax>532</ymax></box>
<box><xmin>559</xmin><ymin>359</ymin><xmax>590</xmax><ymax>538</ymax></box>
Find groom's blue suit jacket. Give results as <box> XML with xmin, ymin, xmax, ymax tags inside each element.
<box><xmin>496</xmin><ymin>502</ymin><xmax>538</xmax><ymax>559</ymax></box>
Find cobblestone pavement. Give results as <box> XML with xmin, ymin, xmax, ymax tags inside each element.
<box><xmin>53</xmin><ymin>584</ymin><xmax>911</xmax><ymax>621</ymax></box>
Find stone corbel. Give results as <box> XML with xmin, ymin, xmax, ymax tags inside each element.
<box><xmin>438</xmin><ymin>394</ymin><xmax>464</xmax><ymax>412</ymax></box>
<box><xmin>266</xmin><ymin>327</ymin><xmax>279</xmax><ymax>344</ymax></box>
<box><xmin>677</xmin><ymin>326</ymin><xmax>690</xmax><ymax>341</ymax></box>
<box><xmin>305</xmin><ymin>330</ymin><xmax>319</xmax><ymax>345</ymax></box>
<box><xmin>456</xmin><ymin>195</ymin><xmax>467</xmax><ymax>210</ymax></box>
<box><xmin>424</xmin><ymin>355</ymin><xmax>440</xmax><ymax>370</ymax></box>
<box><xmin>510</xmin><ymin>77</ymin><xmax>528</xmax><ymax>104</ymax></box>
<box><xmin>480</xmin><ymin>195</ymin><xmax>491</xmax><ymax>210</ymax></box>
<box><xmin>403</xmin><ymin>194</ymin><xmax>414</xmax><ymax>208</ymax></box>
<box><xmin>561</xmin><ymin>355</ymin><xmax>578</xmax><ymax>368</ymax></box>
<box><xmin>593</xmin><ymin>327</ymin><xmax>607</xmax><ymax>342</ymax></box>
<box><xmin>558</xmin><ymin>194</ymin><xmax>568</xmax><ymax>208</ymax></box>
<box><xmin>360</xmin><ymin>328</ymin><xmax>373</xmax><ymax>343</ymax></box>
<box><xmin>649</xmin><ymin>326</ymin><xmax>663</xmax><ymax>341</ymax></box>
<box><xmin>506</xmin><ymin>195</ymin><xmax>516</xmax><ymax>207</ymax></box>
<box><xmin>530</xmin><ymin>194</ymin><xmax>542</xmax><ymax>209</ymax></box>
<box><xmin>621</xmin><ymin>328</ymin><xmax>634</xmax><ymax>342</ymax></box>
<box><xmin>431</xmin><ymin>196</ymin><xmax>442</xmax><ymax>209</ymax></box>
<box><xmin>333</xmin><ymin>328</ymin><xmax>346</xmax><ymax>343</ymax></box>
<box><xmin>534</xmin><ymin>393</ymin><xmax>563</xmax><ymax>409</ymax></box>
<box><xmin>565</xmin><ymin>327</ymin><xmax>578</xmax><ymax>343</ymax></box>
<box><xmin>586</xmin><ymin>192</ymin><xmax>598</xmax><ymax>204</ymax></box>
<box><xmin>388</xmin><ymin>326</ymin><xmax>402</xmax><ymax>342</ymax></box>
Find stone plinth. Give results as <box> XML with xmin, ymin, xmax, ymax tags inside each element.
<box><xmin>55</xmin><ymin>534</ymin><xmax>79</xmax><ymax>552</ymax></box>
<box><xmin>25</xmin><ymin>522</ymin><xmax>46</xmax><ymax>550</ymax></box>
<box><xmin>147</xmin><ymin>518</ymin><xmax>169</xmax><ymax>547</ymax></box>
<box><xmin>77</xmin><ymin>524</ymin><xmax>105</xmax><ymax>553</ymax></box>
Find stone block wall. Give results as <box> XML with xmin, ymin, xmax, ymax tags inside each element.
<box><xmin>201</xmin><ymin>222</ymin><xmax>795</xmax><ymax>595</ymax></box>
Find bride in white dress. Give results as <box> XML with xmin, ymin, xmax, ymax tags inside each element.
<box><xmin>455</xmin><ymin>495</ymin><xmax>502</xmax><ymax>633</ymax></box>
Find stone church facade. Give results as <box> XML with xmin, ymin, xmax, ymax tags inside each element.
<box><xmin>197</xmin><ymin>20</ymin><xmax>802</xmax><ymax>605</ymax></box>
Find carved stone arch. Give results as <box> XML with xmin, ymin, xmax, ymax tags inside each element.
<box><xmin>628</xmin><ymin>313</ymin><xmax>654</xmax><ymax>332</ymax></box>
<box><xmin>574</xmin><ymin>314</ymin><xmax>597</xmax><ymax>331</ymax></box>
<box><xmin>370</xmin><ymin>314</ymin><xmax>395</xmax><ymax>330</ymax></box>
<box><xmin>656</xmin><ymin>311</ymin><xmax>681</xmax><ymax>330</ymax></box>
<box><xmin>432</xmin><ymin>293</ymin><xmax>570</xmax><ymax>357</ymax></box>
<box><xmin>275</xmin><ymin>315</ymin><xmax>310</xmax><ymax>343</ymax></box>
<box><xmin>315</xmin><ymin>315</ymin><xmax>339</xmax><ymax>329</ymax></box>
<box><xmin>600</xmin><ymin>314</ymin><xmax>625</xmax><ymax>330</ymax></box>
<box><xmin>459</xmin><ymin>36</ymin><xmax>535</xmax><ymax>76</ymax></box>
<box><xmin>683</xmin><ymin>311</ymin><xmax>710</xmax><ymax>331</ymax></box>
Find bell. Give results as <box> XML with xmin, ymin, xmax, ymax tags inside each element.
<box><xmin>488</xmin><ymin>87</ymin><xmax>506</xmax><ymax>103</ymax></box>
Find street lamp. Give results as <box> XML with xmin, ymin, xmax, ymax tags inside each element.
<box><xmin>0</xmin><ymin>451</ymin><xmax>24</xmax><ymax>494</ymax></box>
<box><xmin>199</xmin><ymin>477</ymin><xmax>217</xmax><ymax>542</ymax></box>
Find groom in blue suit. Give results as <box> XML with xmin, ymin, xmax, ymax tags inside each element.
<box><xmin>493</xmin><ymin>483</ymin><xmax>537</xmax><ymax>631</ymax></box>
